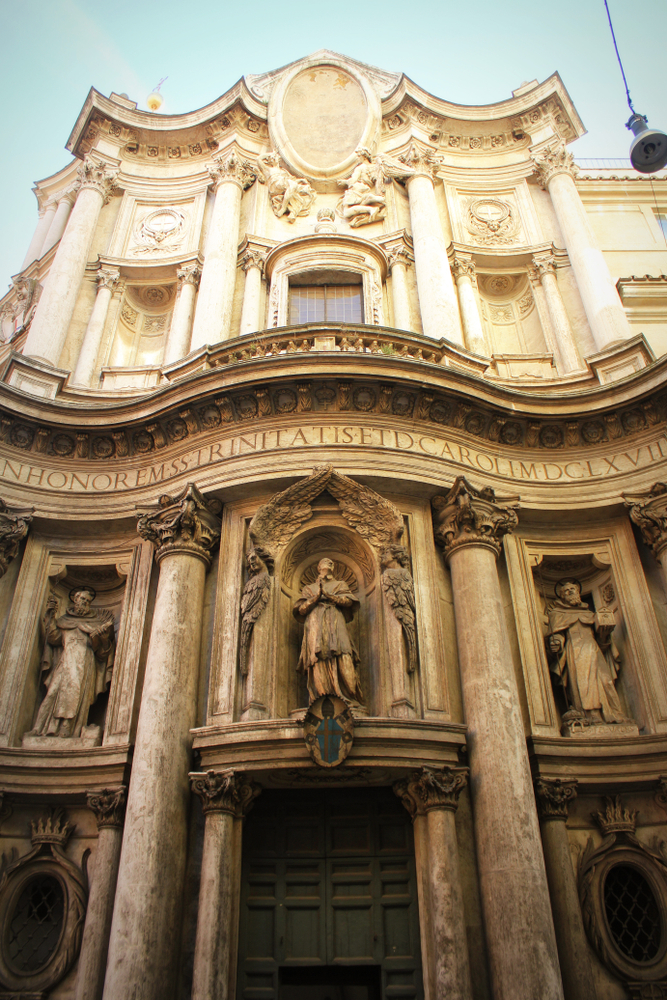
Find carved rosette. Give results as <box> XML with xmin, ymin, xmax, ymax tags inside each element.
<box><xmin>86</xmin><ymin>786</ymin><xmax>127</xmax><ymax>829</ymax></box>
<box><xmin>189</xmin><ymin>768</ymin><xmax>262</xmax><ymax>817</ymax></box>
<box><xmin>531</xmin><ymin>143</ymin><xmax>579</xmax><ymax>189</ymax></box>
<box><xmin>77</xmin><ymin>156</ymin><xmax>119</xmax><ymax>204</ymax></box>
<box><xmin>208</xmin><ymin>149</ymin><xmax>256</xmax><ymax>191</ymax></box>
<box><xmin>432</xmin><ymin>476</ymin><xmax>519</xmax><ymax>561</ymax></box>
<box><xmin>623</xmin><ymin>483</ymin><xmax>667</xmax><ymax>560</ymax></box>
<box><xmin>534</xmin><ymin>777</ymin><xmax>578</xmax><ymax>820</ymax></box>
<box><xmin>176</xmin><ymin>263</ymin><xmax>202</xmax><ymax>290</ymax></box>
<box><xmin>0</xmin><ymin>498</ymin><xmax>33</xmax><ymax>578</ymax></box>
<box><xmin>394</xmin><ymin>765</ymin><xmax>469</xmax><ymax>818</ymax></box>
<box><xmin>136</xmin><ymin>482</ymin><xmax>221</xmax><ymax>567</ymax></box>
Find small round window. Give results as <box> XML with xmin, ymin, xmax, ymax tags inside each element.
<box><xmin>8</xmin><ymin>875</ymin><xmax>65</xmax><ymax>973</ymax></box>
<box><xmin>604</xmin><ymin>864</ymin><xmax>661</xmax><ymax>963</ymax></box>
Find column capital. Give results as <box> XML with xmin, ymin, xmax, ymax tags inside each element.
<box><xmin>189</xmin><ymin>768</ymin><xmax>262</xmax><ymax>817</ymax></box>
<box><xmin>624</xmin><ymin>482</ymin><xmax>667</xmax><ymax>559</ymax></box>
<box><xmin>240</xmin><ymin>249</ymin><xmax>266</xmax><ymax>274</ymax></box>
<box><xmin>432</xmin><ymin>476</ymin><xmax>519</xmax><ymax>560</ymax></box>
<box><xmin>534</xmin><ymin>777</ymin><xmax>578</xmax><ymax>820</ymax></box>
<box><xmin>398</xmin><ymin>140</ymin><xmax>442</xmax><ymax>180</ymax></box>
<box><xmin>57</xmin><ymin>184</ymin><xmax>80</xmax><ymax>208</ymax></box>
<box><xmin>451</xmin><ymin>255</ymin><xmax>476</xmax><ymax>284</ymax></box>
<box><xmin>0</xmin><ymin>498</ymin><xmax>33</xmax><ymax>578</ymax></box>
<box><xmin>394</xmin><ymin>765</ymin><xmax>469</xmax><ymax>818</ymax></box>
<box><xmin>77</xmin><ymin>156</ymin><xmax>119</xmax><ymax>205</ymax></box>
<box><xmin>208</xmin><ymin>149</ymin><xmax>256</xmax><ymax>192</ymax></box>
<box><xmin>386</xmin><ymin>245</ymin><xmax>414</xmax><ymax>272</ymax></box>
<box><xmin>86</xmin><ymin>786</ymin><xmax>127</xmax><ymax>829</ymax></box>
<box><xmin>530</xmin><ymin>252</ymin><xmax>557</xmax><ymax>280</ymax></box>
<box><xmin>96</xmin><ymin>267</ymin><xmax>120</xmax><ymax>291</ymax></box>
<box><xmin>177</xmin><ymin>262</ymin><xmax>202</xmax><ymax>289</ymax></box>
<box><xmin>136</xmin><ymin>482</ymin><xmax>221</xmax><ymax>567</ymax></box>
<box><xmin>531</xmin><ymin>143</ymin><xmax>579</xmax><ymax>189</ymax></box>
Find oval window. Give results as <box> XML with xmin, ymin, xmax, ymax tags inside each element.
<box><xmin>604</xmin><ymin>864</ymin><xmax>661</xmax><ymax>962</ymax></box>
<box><xmin>7</xmin><ymin>875</ymin><xmax>65</xmax><ymax>973</ymax></box>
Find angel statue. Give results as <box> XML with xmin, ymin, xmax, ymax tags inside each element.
<box><xmin>293</xmin><ymin>557</ymin><xmax>364</xmax><ymax>707</ymax></box>
<box><xmin>257</xmin><ymin>151</ymin><xmax>316</xmax><ymax>223</ymax></box>
<box><xmin>380</xmin><ymin>545</ymin><xmax>417</xmax><ymax>674</ymax></box>
<box><xmin>336</xmin><ymin>147</ymin><xmax>412</xmax><ymax>228</ymax></box>
<box><xmin>240</xmin><ymin>546</ymin><xmax>272</xmax><ymax>678</ymax></box>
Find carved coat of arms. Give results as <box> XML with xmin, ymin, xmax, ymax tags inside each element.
<box><xmin>303</xmin><ymin>695</ymin><xmax>354</xmax><ymax>767</ymax></box>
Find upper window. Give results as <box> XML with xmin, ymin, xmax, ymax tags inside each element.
<box><xmin>655</xmin><ymin>214</ymin><xmax>667</xmax><ymax>239</ymax></box>
<box><xmin>288</xmin><ymin>271</ymin><xmax>363</xmax><ymax>325</ymax></box>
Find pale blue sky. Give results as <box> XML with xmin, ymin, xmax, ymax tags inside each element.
<box><xmin>2</xmin><ymin>0</ymin><xmax>666</xmax><ymax>289</ymax></box>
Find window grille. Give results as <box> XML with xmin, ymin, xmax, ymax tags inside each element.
<box><xmin>289</xmin><ymin>285</ymin><xmax>363</xmax><ymax>325</ymax></box>
<box><xmin>604</xmin><ymin>864</ymin><xmax>661</xmax><ymax>963</ymax></box>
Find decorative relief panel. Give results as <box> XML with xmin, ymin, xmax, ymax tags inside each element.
<box><xmin>131</xmin><ymin>208</ymin><xmax>185</xmax><ymax>256</ymax></box>
<box><xmin>108</xmin><ymin>194</ymin><xmax>204</xmax><ymax>261</ymax></box>
<box><xmin>465</xmin><ymin>198</ymin><xmax>520</xmax><ymax>246</ymax></box>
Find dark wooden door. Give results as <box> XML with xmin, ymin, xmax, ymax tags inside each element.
<box><xmin>238</xmin><ymin>787</ymin><xmax>423</xmax><ymax>999</ymax></box>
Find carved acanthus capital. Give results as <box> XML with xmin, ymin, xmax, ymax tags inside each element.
<box><xmin>624</xmin><ymin>483</ymin><xmax>667</xmax><ymax>559</ymax></box>
<box><xmin>136</xmin><ymin>482</ymin><xmax>221</xmax><ymax>567</ymax></box>
<box><xmin>394</xmin><ymin>765</ymin><xmax>469</xmax><ymax>818</ymax></box>
<box><xmin>77</xmin><ymin>156</ymin><xmax>119</xmax><ymax>204</ymax></box>
<box><xmin>189</xmin><ymin>768</ymin><xmax>262</xmax><ymax>817</ymax></box>
<box><xmin>240</xmin><ymin>249</ymin><xmax>266</xmax><ymax>274</ymax></box>
<box><xmin>531</xmin><ymin>143</ymin><xmax>579</xmax><ymax>189</ymax></box>
<box><xmin>386</xmin><ymin>245</ymin><xmax>414</xmax><ymax>272</ymax></box>
<box><xmin>96</xmin><ymin>267</ymin><xmax>120</xmax><ymax>292</ymax></box>
<box><xmin>86</xmin><ymin>786</ymin><xmax>127</xmax><ymax>829</ymax></box>
<box><xmin>398</xmin><ymin>141</ymin><xmax>441</xmax><ymax>180</ymax></box>
<box><xmin>177</xmin><ymin>263</ymin><xmax>202</xmax><ymax>289</ymax></box>
<box><xmin>0</xmin><ymin>498</ymin><xmax>33</xmax><ymax>578</ymax></box>
<box><xmin>432</xmin><ymin>476</ymin><xmax>519</xmax><ymax>561</ymax></box>
<box><xmin>57</xmin><ymin>184</ymin><xmax>80</xmax><ymax>208</ymax></box>
<box><xmin>531</xmin><ymin>253</ymin><xmax>556</xmax><ymax>280</ymax></box>
<box><xmin>208</xmin><ymin>149</ymin><xmax>256</xmax><ymax>191</ymax></box>
<box><xmin>451</xmin><ymin>256</ymin><xmax>476</xmax><ymax>283</ymax></box>
<box><xmin>534</xmin><ymin>777</ymin><xmax>578</xmax><ymax>820</ymax></box>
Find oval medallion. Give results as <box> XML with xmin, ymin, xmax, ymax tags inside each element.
<box><xmin>304</xmin><ymin>695</ymin><xmax>354</xmax><ymax>768</ymax></box>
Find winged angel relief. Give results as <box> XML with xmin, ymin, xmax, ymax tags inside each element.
<box><xmin>239</xmin><ymin>466</ymin><xmax>419</xmax><ymax>712</ymax></box>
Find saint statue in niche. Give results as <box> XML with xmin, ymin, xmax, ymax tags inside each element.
<box><xmin>27</xmin><ymin>586</ymin><xmax>115</xmax><ymax>740</ymax></box>
<box><xmin>293</xmin><ymin>557</ymin><xmax>364</xmax><ymax>707</ymax></box>
<box><xmin>545</xmin><ymin>578</ymin><xmax>630</xmax><ymax>729</ymax></box>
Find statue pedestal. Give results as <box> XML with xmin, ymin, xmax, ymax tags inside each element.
<box><xmin>561</xmin><ymin>720</ymin><xmax>640</xmax><ymax>738</ymax></box>
<box><xmin>23</xmin><ymin>724</ymin><xmax>102</xmax><ymax>749</ymax></box>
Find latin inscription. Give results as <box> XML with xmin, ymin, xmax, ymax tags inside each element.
<box><xmin>1</xmin><ymin>424</ymin><xmax>666</xmax><ymax>493</ymax></box>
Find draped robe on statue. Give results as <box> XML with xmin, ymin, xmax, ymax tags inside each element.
<box><xmin>547</xmin><ymin>599</ymin><xmax>625</xmax><ymax>723</ymax></box>
<box><xmin>32</xmin><ymin>606</ymin><xmax>115</xmax><ymax>737</ymax></box>
<box><xmin>294</xmin><ymin>578</ymin><xmax>363</xmax><ymax>705</ymax></box>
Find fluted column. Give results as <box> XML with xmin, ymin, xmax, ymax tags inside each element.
<box><xmin>625</xmin><ymin>483</ymin><xmax>667</xmax><ymax>587</ymax></box>
<box><xmin>189</xmin><ymin>770</ymin><xmax>262</xmax><ymax>1000</ymax></box>
<box><xmin>190</xmin><ymin>150</ymin><xmax>256</xmax><ymax>350</ymax></box>
<box><xmin>451</xmin><ymin>256</ymin><xmax>486</xmax><ymax>355</ymax></box>
<box><xmin>24</xmin><ymin>157</ymin><xmax>118</xmax><ymax>367</ymax></box>
<box><xmin>238</xmin><ymin>249</ymin><xmax>266</xmax><ymax>338</ymax></box>
<box><xmin>394</xmin><ymin>766</ymin><xmax>472</xmax><ymax>1000</ymax></box>
<box><xmin>387</xmin><ymin>246</ymin><xmax>414</xmax><ymax>332</ymax></box>
<box><xmin>399</xmin><ymin>143</ymin><xmax>463</xmax><ymax>345</ymax></box>
<box><xmin>163</xmin><ymin>262</ymin><xmax>201</xmax><ymax>365</ymax></box>
<box><xmin>42</xmin><ymin>186</ymin><xmax>79</xmax><ymax>256</ymax></box>
<box><xmin>432</xmin><ymin>478</ymin><xmax>563</xmax><ymax>1000</ymax></box>
<box><xmin>72</xmin><ymin>268</ymin><xmax>120</xmax><ymax>386</ymax></box>
<box><xmin>529</xmin><ymin>254</ymin><xmax>581</xmax><ymax>374</ymax></box>
<box><xmin>75</xmin><ymin>788</ymin><xmax>127</xmax><ymax>1000</ymax></box>
<box><xmin>532</xmin><ymin>144</ymin><xmax>632</xmax><ymax>351</ymax></box>
<box><xmin>534</xmin><ymin>779</ymin><xmax>596</xmax><ymax>1000</ymax></box>
<box><xmin>21</xmin><ymin>199</ymin><xmax>57</xmax><ymax>269</ymax></box>
<box><xmin>103</xmin><ymin>485</ymin><xmax>221</xmax><ymax>1000</ymax></box>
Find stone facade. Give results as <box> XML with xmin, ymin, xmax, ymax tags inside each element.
<box><xmin>0</xmin><ymin>51</ymin><xmax>666</xmax><ymax>1000</ymax></box>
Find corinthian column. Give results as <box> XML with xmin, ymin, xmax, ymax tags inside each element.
<box><xmin>624</xmin><ymin>483</ymin><xmax>667</xmax><ymax>587</ymax></box>
<box><xmin>238</xmin><ymin>249</ymin><xmax>266</xmax><ymax>337</ymax></box>
<box><xmin>72</xmin><ymin>267</ymin><xmax>120</xmax><ymax>386</ymax></box>
<box><xmin>394</xmin><ymin>766</ymin><xmax>472</xmax><ymax>1000</ymax></box>
<box><xmin>163</xmin><ymin>262</ymin><xmax>201</xmax><ymax>365</ymax></box>
<box><xmin>529</xmin><ymin>254</ymin><xmax>581</xmax><ymax>374</ymax></box>
<box><xmin>532</xmin><ymin>145</ymin><xmax>632</xmax><ymax>351</ymax></box>
<box><xmin>399</xmin><ymin>143</ymin><xmax>463</xmax><ymax>346</ymax></box>
<box><xmin>103</xmin><ymin>485</ymin><xmax>221</xmax><ymax>1000</ymax></box>
<box><xmin>432</xmin><ymin>478</ymin><xmax>563</xmax><ymax>1000</ymax></box>
<box><xmin>75</xmin><ymin>787</ymin><xmax>127</xmax><ymax>1000</ymax></box>
<box><xmin>42</xmin><ymin>185</ymin><xmax>79</xmax><ymax>255</ymax></box>
<box><xmin>451</xmin><ymin>256</ymin><xmax>486</xmax><ymax>355</ymax></box>
<box><xmin>21</xmin><ymin>199</ymin><xmax>57</xmax><ymax>269</ymax></box>
<box><xmin>190</xmin><ymin>150</ymin><xmax>256</xmax><ymax>350</ymax></box>
<box><xmin>189</xmin><ymin>770</ymin><xmax>262</xmax><ymax>1000</ymax></box>
<box><xmin>387</xmin><ymin>245</ymin><xmax>414</xmax><ymax>333</ymax></box>
<box><xmin>24</xmin><ymin>157</ymin><xmax>118</xmax><ymax>367</ymax></box>
<box><xmin>534</xmin><ymin>779</ymin><xmax>596</xmax><ymax>1000</ymax></box>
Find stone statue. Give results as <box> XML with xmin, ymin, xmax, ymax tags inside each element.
<box><xmin>381</xmin><ymin>545</ymin><xmax>417</xmax><ymax>674</ymax></box>
<box><xmin>257</xmin><ymin>151</ymin><xmax>316</xmax><ymax>223</ymax></box>
<box><xmin>545</xmin><ymin>578</ymin><xmax>629</xmax><ymax>728</ymax></box>
<box><xmin>336</xmin><ymin>147</ymin><xmax>387</xmax><ymax>227</ymax></box>
<box><xmin>239</xmin><ymin>546</ymin><xmax>272</xmax><ymax>677</ymax></box>
<box><xmin>27</xmin><ymin>586</ymin><xmax>115</xmax><ymax>740</ymax></box>
<box><xmin>0</xmin><ymin>277</ymin><xmax>42</xmax><ymax>343</ymax></box>
<box><xmin>293</xmin><ymin>557</ymin><xmax>364</xmax><ymax>706</ymax></box>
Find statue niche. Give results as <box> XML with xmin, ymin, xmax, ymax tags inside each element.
<box><xmin>236</xmin><ymin>465</ymin><xmax>420</xmax><ymax>720</ymax></box>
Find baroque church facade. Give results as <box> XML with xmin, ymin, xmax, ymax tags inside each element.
<box><xmin>0</xmin><ymin>49</ymin><xmax>667</xmax><ymax>1000</ymax></box>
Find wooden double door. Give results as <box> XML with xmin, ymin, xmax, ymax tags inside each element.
<box><xmin>237</xmin><ymin>786</ymin><xmax>423</xmax><ymax>999</ymax></box>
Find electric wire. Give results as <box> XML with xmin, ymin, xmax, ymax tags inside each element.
<box><xmin>603</xmin><ymin>0</ymin><xmax>635</xmax><ymax>113</ymax></box>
